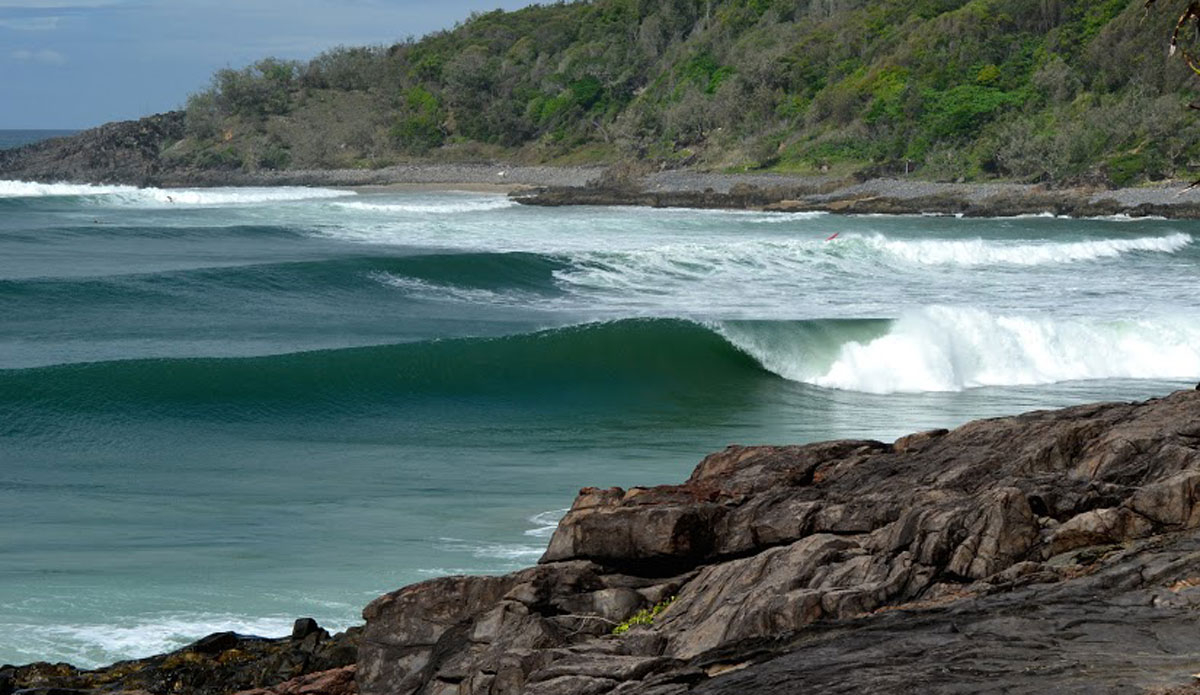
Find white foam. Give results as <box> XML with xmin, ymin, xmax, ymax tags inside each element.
<box><xmin>437</xmin><ymin>537</ymin><xmax>546</xmax><ymax>561</ymax></box>
<box><xmin>725</xmin><ymin>306</ymin><xmax>1200</xmax><ymax>394</ymax></box>
<box><xmin>523</xmin><ymin>508</ymin><xmax>569</xmax><ymax>539</ymax></box>
<box><xmin>371</xmin><ymin>271</ymin><xmax>531</xmax><ymax>305</ymax></box>
<box><xmin>0</xmin><ymin>180</ymin><xmax>139</xmax><ymax>198</ymax></box>
<box><xmin>332</xmin><ymin>198</ymin><xmax>517</xmax><ymax>214</ymax></box>
<box><xmin>108</xmin><ymin>186</ymin><xmax>355</xmax><ymax>207</ymax></box>
<box><xmin>863</xmin><ymin>232</ymin><xmax>1192</xmax><ymax>266</ymax></box>
<box><xmin>2</xmin><ymin>613</ymin><xmax>304</xmax><ymax>669</ymax></box>
<box><xmin>0</xmin><ymin>180</ymin><xmax>355</xmax><ymax>206</ymax></box>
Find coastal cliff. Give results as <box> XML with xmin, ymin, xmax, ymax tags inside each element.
<box><xmin>9</xmin><ymin>389</ymin><xmax>1200</xmax><ymax>694</ymax></box>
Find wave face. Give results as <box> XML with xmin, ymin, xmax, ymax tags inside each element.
<box><xmin>6</xmin><ymin>312</ymin><xmax>1199</xmax><ymax>420</ymax></box>
<box><xmin>0</xmin><ymin>320</ymin><xmax>767</xmax><ymax>420</ymax></box>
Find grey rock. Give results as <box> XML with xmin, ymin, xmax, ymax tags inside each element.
<box><xmin>359</xmin><ymin>390</ymin><xmax>1200</xmax><ymax>694</ymax></box>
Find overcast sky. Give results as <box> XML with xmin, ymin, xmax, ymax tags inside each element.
<box><xmin>0</xmin><ymin>0</ymin><xmax>537</xmax><ymax>129</ymax></box>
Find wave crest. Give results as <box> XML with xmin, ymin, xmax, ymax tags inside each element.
<box><xmin>721</xmin><ymin>307</ymin><xmax>1200</xmax><ymax>393</ymax></box>
<box><xmin>863</xmin><ymin>232</ymin><xmax>1192</xmax><ymax>266</ymax></box>
<box><xmin>0</xmin><ymin>180</ymin><xmax>354</xmax><ymax>206</ymax></box>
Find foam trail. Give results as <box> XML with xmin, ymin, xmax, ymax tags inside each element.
<box><xmin>437</xmin><ymin>538</ymin><xmax>546</xmax><ymax>561</ymax></box>
<box><xmin>0</xmin><ymin>180</ymin><xmax>139</xmax><ymax>198</ymax></box>
<box><xmin>3</xmin><ymin>614</ymin><xmax>304</xmax><ymax>669</ymax></box>
<box><xmin>731</xmin><ymin>307</ymin><xmax>1200</xmax><ymax>394</ymax></box>
<box><xmin>332</xmin><ymin>198</ymin><xmax>517</xmax><ymax>214</ymax></box>
<box><xmin>523</xmin><ymin>509</ymin><xmax>570</xmax><ymax>539</ymax></box>
<box><xmin>0</xmin><ymin>180</ymin><xmax>354</xmax><ymax>206</ymax></box>
<box><xmin>105</xmin><ymin>186</ymin><xmax>355</xmax><ymax>207</ymax></box>
<box><xmin>371</xmin><ymin>272</ymin><xmax>525</xmax><ymax>304</ymax></box>
<box><xmin>865</xmin><ymin>232</ymin><xmax>1192</xmax><ymax>266</ymax></box>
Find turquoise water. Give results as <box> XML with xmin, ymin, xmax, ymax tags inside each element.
<box><xmin>1</xmin><ymin>180</ymin><xmax>1198</xmax><ymax>666</ymax></box>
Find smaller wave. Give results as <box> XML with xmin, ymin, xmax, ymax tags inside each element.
<box><xmin>523</xmin><ymin>509</ymin><xmax>569</xmax><ymax>539</ymax></box>
<box><xmin>437</xmin><ymin>537</ymin><xmax>545</xmax><ymax>561</ymax></box>
<box><xmin>0</xmin><ymin>180</ymin><xmax>354</xmax><ymax>206</ymax></box>
<box><xmin>2</xmin><ymin>613</ymin><xmax>306</xmax><ymax>669</ymax></box>
<box><xmin>1089</xmin><ymin>213</ymin><xmax>1169</xmax><ymax>222</ymax></box>
<box><xmin>863</xmin><ymin>232</ymin><xmax>1192</xmax><ymax>266</ymax></box>
<box><xmin>0</xmin><ymin>180</ymin><xmax>138</xmax><ymax>198</ymax></box>
<box><xmin>371</xmin><ymin>271</ymin><xmax>530</xmax><ymax>305</ymax></box>
<box><xmin>104</xmin><ymin>186</ymin><xmax>355</xmax><ymax>207</ymax></box>
<box><xmin>331</xmin><ymin>198</ymin><xmax>517</xmax><ymax>214</ymax></box>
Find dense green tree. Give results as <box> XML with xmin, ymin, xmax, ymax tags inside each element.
<box><xmin>173</xmin><ymin>0</ymin><xmax>1200</xmax><ymax>184</ymax></box>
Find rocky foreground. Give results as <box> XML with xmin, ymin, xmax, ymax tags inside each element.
<box><xmin>8</xmin><ymin>389</ymin><xmax>1200</xmax><ymax>694</ymax></box>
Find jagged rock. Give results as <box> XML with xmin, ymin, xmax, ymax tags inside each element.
<box><xmin>5</xmin><ymin>628</ymin><xmax>360</xmax><ymax>695</ymax></box>
<box><xmin>359</xmin><ymin>390</ymin><xmax>1200</xmax><ymax>694</ymax></box>
<box><xmin>0</xmin><ymin>113</ymin><xmax>185</xmax><ymax>185</ymax></box>
<box><xmin>232</xmin><ymin>666</ymin><xmax>356</xmax><ymax>695</ymax></box>
<box><xmin>16</xmin><ymin>391</ymin><xmax>1200</xmax><ymax>694</ymax></box>
<box><xmin>290</xmin><ymin>619</ymin><xmax>324</xmax><ymax>641</ymax></box>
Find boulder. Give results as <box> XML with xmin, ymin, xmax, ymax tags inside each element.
<box><xmin>358</xmin><ymin>390</ymin><xmax>1200</xmax><ymax>694</ymax></box>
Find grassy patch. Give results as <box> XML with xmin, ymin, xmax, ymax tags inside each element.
<box><xmin>612</xmin><ymin>597</ymin><xmax>676</xmax><ymax>636</ymax></box>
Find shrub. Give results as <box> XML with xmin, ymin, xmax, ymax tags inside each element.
<box><xmin>612</xmin><ymin>597</ymin><xmax>676</xmax><ymax>636</ymax></box>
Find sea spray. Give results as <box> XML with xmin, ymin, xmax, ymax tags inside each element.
<box><xmin>800</xmin><ymin>307</ymin><xmax>1200</xmax><ymax>393</ymax></box>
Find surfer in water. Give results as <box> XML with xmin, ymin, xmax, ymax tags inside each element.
<box><xmin>825</xmin><ymin>232</ymin><xmax>840</xmax><ymax>241</ymax></box>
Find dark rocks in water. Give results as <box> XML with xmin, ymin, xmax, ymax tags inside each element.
<box><xmin>4</xmin><ymin>626</ymin><xmax>359</xmax><ymax>695</ymax></box>
<box><xmin>189</xmin><ymin>632</ymin><xmax>248</xmax><ymax>656</ymax></box>
<box><xmin>358</xmin><ymin>389</ymin><xmax>1200</xmax><ymax>694</ymax></box>
<box><xmin>290</xmin><ymin>620</ymin><xmax>323</xmax><ymax>642</ymax></box>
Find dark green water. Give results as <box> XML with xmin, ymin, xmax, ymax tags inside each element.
<box><xmin>1</xmin><ymin>181</ymin><xmax>1197</xmax><ymax>665</ymax></box>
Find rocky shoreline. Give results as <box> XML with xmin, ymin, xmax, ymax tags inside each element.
<box><xmin>512</xmin><ymin>171</ymin><xmax>1200</xmax><ymax>219</ymax></box>
<box><xmin>9</xmin><ymin>389</ymin><xmax>1200</xmax><ymax>694</ymax></box>
<box><xmin>8</xmin><ymin>113</ymin><xmax>1200</xmax><ymax>218</ymax></box>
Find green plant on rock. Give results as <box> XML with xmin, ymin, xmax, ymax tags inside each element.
<box><xmin>612</xmin><ymin>597</ymin><xmax>676</xmax><ymax>635</ymax></box>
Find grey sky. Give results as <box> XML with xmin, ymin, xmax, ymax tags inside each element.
<box><xmin>0</xmin><ymin>0</ymin><xmax>537</xmax><ymax>129</ymax></box>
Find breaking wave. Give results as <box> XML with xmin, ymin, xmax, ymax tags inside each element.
<box><xmin>862</xmin><ymin>232</ymin><xmax>1192</xmax><ymax>266</ymax></box>
<box><xmin>331</xmin><ymin>198</ymin><xmax>518</xmax><ymax>214</ymax></box>
<box><xmin>0</xmin><ymin>180</ymin><xmax>354</xmax><ymax>206</ymax></box>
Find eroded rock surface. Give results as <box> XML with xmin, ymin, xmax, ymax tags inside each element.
<box><xmin>2</xmin><ymin>621</ymin><xmax>358</xmax><ymax>695</ymax></box>
<box><xmin>359</xmin><ymin>390</ymin><xmax>1200</xmax><ymax>694</ymax></box>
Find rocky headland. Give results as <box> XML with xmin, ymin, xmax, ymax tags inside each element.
<box><xmin>9</xmin><ymin>389</ymin><xmax>1200</xmax><ymax>694</ymax></box>
<box><xmin>512</xmin><ymin>170</ymin><xmax>1200</xmax><ymax>219</ymax></box>
<box><xmin>10</xmin><ymin>114</ymin><xmax>1200</xmax><ymax>218</ymax></box>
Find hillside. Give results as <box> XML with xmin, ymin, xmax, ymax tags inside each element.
<box><xmin>5</xmin><ymin>0</ymin><xmax>1200</xmax><ymax>185</ymax></box>
<box><xmin>166</xmin><ymin>0</ymin><xmax>1200</xmax><ymax>184</ymax></box>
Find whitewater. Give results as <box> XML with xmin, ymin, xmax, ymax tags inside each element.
<box><xmin>1</xmin><ymin>180</ymin><xmax>1198</xmax><ymax>667</ymax></box>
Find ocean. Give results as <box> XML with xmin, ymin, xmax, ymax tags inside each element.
<box><xmin>1</xmin><ymin>180</ymin><xmax>1197</xmax><ymax>667</ymax></box>
<box><xmin>0</xmin><ymin>130</ymin><xmax>78</xmax><ymax>150</ymax></box>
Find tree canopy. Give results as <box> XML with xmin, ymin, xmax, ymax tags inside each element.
<box><xmin>171</xmin><ymin>0</ymin><xmax>1200</xmax><ymax>184</ymax></box>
